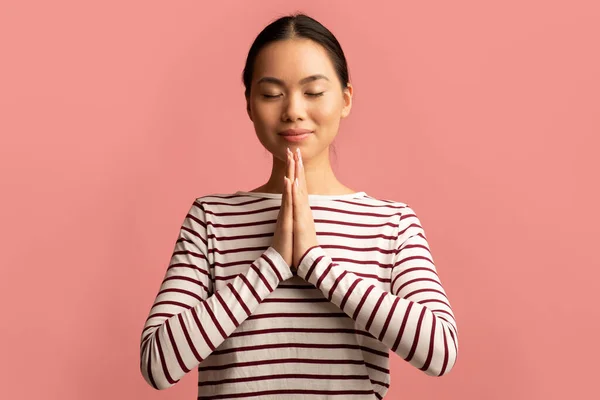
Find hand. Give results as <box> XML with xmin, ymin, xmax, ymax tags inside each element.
<box><xmin>270</xmin><ymin>147</ymin><xmax>295</xmax><ymax>268</ymax></box>
<box><xmin>290</xmin><ymin>147</ymin><xmax>320</xmax><ymax>270</ymax></box>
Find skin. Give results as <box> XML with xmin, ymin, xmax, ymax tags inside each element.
<box><xmin>245</xmin><ymin>37</ymin><xmax>356</xmax><ymax>195</ymax></box>
<box><xmin>289</xmin><ymin>146</ymin><xmax>320</xmax><ymax>270</ymax></box>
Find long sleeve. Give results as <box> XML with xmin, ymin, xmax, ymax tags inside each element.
<box><xmin>139</xmin><ymin>199</ymin><xmax>293</xmax><ymax>390</ymax></box>
<box><xmin>295</xmin><ymin>206</ymin><xmax>458</xmax><ymax>377</ymax></box>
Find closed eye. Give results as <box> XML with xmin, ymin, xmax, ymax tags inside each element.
<box><xmin>262</xmin><ymin>92</ymin><xmax>325</xmax><ymax>99</ymax></box>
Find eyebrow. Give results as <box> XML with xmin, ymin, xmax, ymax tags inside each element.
<box><xmin>257</xmin><ymin>74</ymin><xmax>330</xmax><ymax>86</ymax></box>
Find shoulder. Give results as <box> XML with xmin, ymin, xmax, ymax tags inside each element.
<box><xmin>193</xmin><ymin>192</ymin><xmax>241</xmax><ymax>205</ymax></box>
<box><xmin>361</xmin><ymin>193</ymin><xmax>413</xmax><ymax>213</ymax></box>
<box><xmin>189</xmin><ymin>191</ymin><xmax>251</xmax><ymax>217</ymax></box>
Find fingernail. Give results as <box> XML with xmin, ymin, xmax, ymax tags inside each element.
<box><xmin>294</xmin><ymin>177</ymin><xmax>298</xmax><ymax>188</ymax></box>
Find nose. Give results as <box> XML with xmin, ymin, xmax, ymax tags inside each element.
<box><xmin>281</xmin><ymin>93</ymin><xmax>305</xmax><ymax>121</ymax></box>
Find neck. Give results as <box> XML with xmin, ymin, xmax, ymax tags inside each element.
<box><xmin>259</xmin><ymin>148</ymin><xmax>349</xmax><ymax>195</ymax></box>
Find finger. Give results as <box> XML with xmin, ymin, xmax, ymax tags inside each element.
<box><xmin>287</xmin><ymin>149</ymin><xmax>296</xmax><ymax>215</ymax></box>
<box><xmin>291</xmin><ymin>164</ymin><xmax>298</xmax><ymax>222</ymax></box>
<box><xmin>288</xmin><ymin>148</ymin><xmax>295</xmax><ymax>185</ymax></box>
<box><xmin>295</xmin><ymin>148</ymin><xmax>305</xmax><ymax>192</ymax></box>
<box><xmin>285</xmin><ymin>147</ymin><xmax>291</xmax><ymax>179</ymax></box>
<box><xmin>294</xmin><ymin>148</ymin><xmax>305</xmax><ymax>201</ymax></box>
<box><xmin>281</xmin><ymin>176</ymin><xmax>287</xmax><ymax>214</ymax></box>
<box><xmin>282</xmin><ymin>176</ymin><xmax>287</xmax><ymax>204</ymax></box>
<box><xmin>285</xmin><ymin>175</ymin><xmax>292</xmax><ymax>210</ymax></box>
<box><xmin>283</xmin><ymin>147</ymin><xmax>294</xmax><ymax>206</ymax></box>
<box><xmin>286</xmin><ymin>176</ymin><xmax>296</xmax><ymax>271</ymax></box>
<box><xmin>283</xmin><ymin>177</ymin><xmax>292</xmax><ymax>228</ymax></box>
<box><xmin>289</xmin><ymin>181</ymin><xmax>295</xmax><ymax>228</ymax></box>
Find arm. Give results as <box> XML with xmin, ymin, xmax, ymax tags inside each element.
<box><xmin>295</xmin><ymin>206</ymin><xmax>458</xmax><ymax>377</ymax></box>
<box><xmin>140</xmin><ymin>199</ymin><xmax>293</xmax><ymax>390</ymax></box>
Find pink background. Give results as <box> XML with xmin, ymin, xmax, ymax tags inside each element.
<box><xmin>1</xmin><ymin>1</ymin><xmax>599</xmax><ymax>399</ymax></box>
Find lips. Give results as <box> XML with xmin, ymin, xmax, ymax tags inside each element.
<box><xmin>278</xmin><ymin>128</ymin><xmax>313</xmax><ymax>136</ymax></box>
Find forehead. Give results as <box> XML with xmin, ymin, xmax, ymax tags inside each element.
<box><xmin>253</xmin><ymin>39</ymin><xmax>335</xmax><ymax>83</ymax></box>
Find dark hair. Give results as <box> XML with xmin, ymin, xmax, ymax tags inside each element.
<box><xmin>242</xmin><ymin>12</ymin><xmax>350</xmax><ymax>99</ymax></box>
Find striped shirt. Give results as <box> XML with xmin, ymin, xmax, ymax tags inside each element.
<box><xmin>140</xmin><ymin>190</ymin><xmax>458</xmax><ymax>399</ymax></box>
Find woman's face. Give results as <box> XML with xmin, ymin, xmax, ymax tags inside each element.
<box><xmin>246</xmin><ymin>38</ymin><xmax>352</xmax><ymax>161</ymax></box>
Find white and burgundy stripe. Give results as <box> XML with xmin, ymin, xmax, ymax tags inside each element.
<box><xmin>139</xmin><ymin>192</ymin><xmax>458</xmax><ymax>398</ymax></box>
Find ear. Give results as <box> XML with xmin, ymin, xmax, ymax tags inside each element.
<box><xmin>246</xmin><ymin>96</ymin><xmax>253</xmax><ymax>121</ymax></box>
<box><xmin>341</xmin><ymin>83</ymin><xmax>353</xmax><ymax>118</ymax></box>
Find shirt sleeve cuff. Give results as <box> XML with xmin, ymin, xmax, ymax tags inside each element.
<box><xmin>264</xmin><ymin>246</ymin><xmax>294</xmax><ymax>282</ymax></box>
<box><xmin>295</xmin><ymin>245</ymin><xmax>328</xmax><ymax>283</ymax></box>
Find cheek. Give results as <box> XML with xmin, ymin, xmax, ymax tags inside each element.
<box><xmin>251</xmin><ymin>102</ymin><xmax>277</xmax><ymax>126</ymax></box>
<box><xmin>310</xmin><ymin>99</ymin><xmax>340</xmax><ymax>122</ymax></box>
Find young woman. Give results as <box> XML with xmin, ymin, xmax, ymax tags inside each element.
<box><xmin>140</xmin><ymin>13</ymin><xmax>458</xmax><ymax>399</ymax></box>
